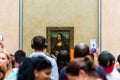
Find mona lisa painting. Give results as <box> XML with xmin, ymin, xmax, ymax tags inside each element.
<box><xmin>47</xmin><ymin>27</ymin><xmax>74</xmax><ymax>57</ymax></box>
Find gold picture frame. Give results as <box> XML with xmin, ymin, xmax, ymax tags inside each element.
<box><xmin>46</xmin><ymin>27</ymin><xmax>74</xmax><ymax>56</ymax></box>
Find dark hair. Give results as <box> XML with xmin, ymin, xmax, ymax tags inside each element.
<box><xmin>14</xmin><ymin>50</ymin><xmax>26</xmax><ymax>64</ymax></box>
<box><xmin>66</xmin><ymin>57</ymin><xmax>98</xmax><ymax>78</ymax></box>
<box><xmin>57</xmin><ymin>50</ymin><xmax>70</xmax><ymax>72</ymax></box>
<box><xmin>31</xmin><ymin>35</ymin><xmax>48</xmax><ymax>50</ymax></box>
<box><xmin>17</xmin><ymin>57</ymin><xmax>34</xmax><ymax>80</ymax></box>
<box><xmin>98</xmin><ymin>51</ymin><xmax>115</xmax><ymax>67</ymax></box>
<box><xmin>17</xmin><ymin>56</ymin><xmax>52</xmax><ymax>80</ymax></box>
<box><xmin>117</xmin><ymin>54</ymin><xmax>120</xmax><ymax>64</ymax></box>
<box><xmin>74</xmin><ymin>43</ymin><xmax>90</xmax><ymax>58</ymax></box>
<box><xmin>33</xmin><ymin>56</ymin><xmax>52</xmax><ymax>71</ymax></box>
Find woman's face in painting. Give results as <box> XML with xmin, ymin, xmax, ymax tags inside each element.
<box><xmin>57</xmin><ymin>34</ymin><xmax>62</xmax><ymax>41</ymax></box>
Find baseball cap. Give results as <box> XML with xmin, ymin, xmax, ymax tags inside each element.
<box><xmin>98</xmin><ymin>51</ymin><xmax>115</xmax><ymax>73</ymax></box>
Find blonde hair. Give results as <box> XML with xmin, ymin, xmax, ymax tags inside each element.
<box><xmin>0</xmin><ymin>51</ymin><xmax>11</xmax><ymax>70</ymax></box>
<box><xmin>0</xmin><ymin>64</ymin><xmax>6</xmax><ymax>75</ymax></box>
<box><xmin>0</xmin><ymin>64</ymin><xmax>6</xmax><ymax>80</ymax></box>
<box><xmin>0</xmin><ymin>51</ymin><xmax>12</xmax><ymax>79</ymax></box>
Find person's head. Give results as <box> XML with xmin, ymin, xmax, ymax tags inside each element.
<box><xmin>74</xmin><ymin>43</ymin><xmax>90</xmax><ymax>58</ymax></box>
<box><xmin>57</xmin><ymin>33</ymin><xmax>64</xmax><ymax>41</ymax></box>
<box><xmin>18</xmin><ymin>56</ymin><xmax>52</xmax><ymax>80</ymax></box>
<box><xmin>98</xmin><ymin>51</ymin><xmax>115</xmax><ymax>74</ymax></box>
<box><xmin>14</xmin><ymin>50</ymin><xmax>26</xmax><ymax>64</ymax></box>
<box><xmin>31</xmin><ymin>35</ymin><xmax>48</xmax><ymax>51</ymax></box>
<box><xmin>117</xmin><ymin>54</ymin><xmax>120</xmax><ymax>64</ymax></box>
<box><xmin>66</xmin><ymin>57</ymin><xmax>98</xmax><ymax>80</ymax></box>
<box><xmin>0</xmin><ymin>52</ymin><xmax>10</xmax><ymax>71</ymax></box>
<box><xmin>57</xmin><ymin>50</ymin><xmax>70</xmax><ymax>72</ymax></box>
<box><xmin>33</xmin><ymin>56</ymin><xmax>52</xmax><ymax>80</ymax></box>
<box><xmin>0</xmin><ymin>64</ymin><xmax>6</xmax><ymax>80</ymax></box>
<box><xmin>18</xmin><ymin>57</ymin><xmax>34</xmax><ymax>80</ymax></box>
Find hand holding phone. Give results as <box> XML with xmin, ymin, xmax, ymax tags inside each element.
<box><xmin>90</xmin><ymin>39</ymin><xmax>96</xmax><ymax>54</ymax></box>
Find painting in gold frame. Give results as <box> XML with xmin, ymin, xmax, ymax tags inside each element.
<box><xmin>46</xmin><ymin>27</ymin><xmax>74</xmax><ymax>57</ymax></box>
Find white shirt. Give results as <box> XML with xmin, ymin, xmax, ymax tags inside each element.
<box><xmin>106</xmin><ymin>69</ymin><xmax>120</xmax><ymax>80</ymax></box>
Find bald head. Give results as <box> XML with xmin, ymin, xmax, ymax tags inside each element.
<box><xmin>74</xmin><ymin>43</ymin><xmax>90</xmax><ymax>58</ymax></box>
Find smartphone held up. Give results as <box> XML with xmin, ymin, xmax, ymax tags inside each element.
<box><xmin>0</xmin><ymin>34</ymin><xmax>3</xmax><ymax>44</ymax></box>
<box><xmin>90</xmin><ymin>39</ymin><xmax>96</xmax><ymax>54</ymax></box>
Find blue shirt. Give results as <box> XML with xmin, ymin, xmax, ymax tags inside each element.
<box><xmin>7</xmin><ymin>69</ymin><xmax>18</xmax><ymax>80</ymax></box>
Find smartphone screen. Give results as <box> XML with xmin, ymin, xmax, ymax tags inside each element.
<box><xmin>0</xmin><ymin>34</ymin><xmax>3</xmax><ymax>43</ymax></box>
<box><xmin>90</xmin><ymin>39</ymin><xmax>96</xmax><ymax>53</ymax></box>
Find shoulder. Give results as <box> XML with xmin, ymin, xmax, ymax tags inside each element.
<box><xmin>107</xmin><ymin>69</ymin><xmax>120</xmax><ymax>79</ymax></box>
<box><xmin>7</xmin><ymin>72</ymin><xmax>17</xmax><ymax>80</ymax></box>
<box><xmin>112</xmin><ymin>69</ymin><xmax>120</xmax><ymax>74</ymax></box>
<box><xmin>59</xmin><ymin>67</ymin><xmax>67</xmax><ymax>80</ymax></box>
<box><xmin>29</xmin><ymin>52</ymin><xmax>38</xmax><ymax>57</ymax></box>
<box><xmin>45</xmin><ymin>54</ymin><xmax>56</xmax><ymax>63</ymax></box>
<box><xmin>29</xmin><ymin>52</ymin><xmax>56</xmax><ymax>65</ymax></box>
<box><xmin>96</xmin><ymin>66</ymin><xmax>104</xmax><ymax>72</ymax></box>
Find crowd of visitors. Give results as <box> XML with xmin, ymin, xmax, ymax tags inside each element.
<box><xmin>0</xmin><ymin>35</ymin><xmax>120</xmax><ymax>80</ymax></box>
